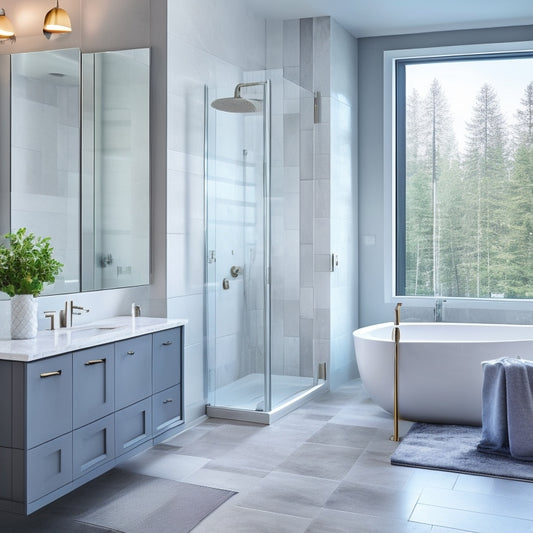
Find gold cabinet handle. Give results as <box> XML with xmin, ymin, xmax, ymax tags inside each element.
<box><xmin>84</xmin><ymin>359</ymin><xmax>105</xmax><ymax>366</ymax></box>
<box><xmin>162</xmin><ymin>341</ymin><xmax>173</xmax><ymax>346</ymax></box>
<box><xmin>163</xmin><ymin>398</ymin><xmax>173</xmax><ymax>404</ymax></box>
<box><xmin>40</xmin><ymin>370</ymin><xmax>62</xmax><ymax>378</ymax></box>
<box><xmin>127</xmin><ymin>350</ymin><xmax>135</xmax><ymax>355</ymax></box>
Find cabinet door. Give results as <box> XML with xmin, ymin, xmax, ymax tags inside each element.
<box><xmin>152</xmin><ymin>328</ymin><xmax>182</xmax><ymax>393</ymax></box>
<box><xmin>26</xmin><ymin>353</ymin><xmax>72</xmax><ymax>449</ymax></box>
<box><xmin>152</xmin><ymin>385</ymin><xmax>181</xmax><ymax>435</ymax></box>
<box><xmin>115</xmin><ymin>398</ymin><xmax>152</xmax><ymax>456</ymax></box>
<box><xmin>73</xmin><ymin>414</ymin><xmax>114</xmax><ymax>479</ymax></box>
<box><xmin>73</xmin><ymin>344</ymin><xmax>114</xmax><ymax>429</ymax></box>
<box><xmin>152</xmin><ymin>384</ymin><xmax>182</xmax><ymax>435</ymax></box>
<box><xmin>26</xmin><ymin>433</ymin><xmax>72</xmax><ymax>503</ymax></box>
<box><xmin>115</xmin><ymin>335</ymin><xmax>152</xmax><ymax>410</ymax></box>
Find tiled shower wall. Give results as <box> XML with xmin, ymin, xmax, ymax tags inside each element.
<box><xmin>269</xmin><ymin>17</ymin><xmax>358</xmax><ymax>388</ymax></box>
<box><xmin>269</xmin><ymin>18</ymin><xmax>333</xmax><ymax>383</ymax></box>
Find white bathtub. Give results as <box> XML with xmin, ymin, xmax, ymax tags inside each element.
<box><xmin>353</xmin><ymin>322</ymin><xmax>533</xmax><ymax>426</ymax></box>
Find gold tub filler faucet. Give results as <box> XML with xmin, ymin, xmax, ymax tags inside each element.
<box><xmin>391</xmin><ymin>302</ymin><xmax>402</xmax><ymax>442</ymax></box>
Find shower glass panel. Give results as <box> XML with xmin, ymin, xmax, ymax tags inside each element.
<box><xmin>206</xmin><ymin>80</ymin><xmax>268</xmax><ymax>412</ymax></box>
<box><xmin>206</xmin><ymin>72</ymin><xmax>320</xmax><ymax>419</ymax></box>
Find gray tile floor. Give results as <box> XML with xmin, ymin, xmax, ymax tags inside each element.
<box><xmin>3</xmin><ymin>379</ymin><xmax>533</xmax><ymax>532</ymax></box>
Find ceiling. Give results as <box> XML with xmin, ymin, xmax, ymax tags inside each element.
<box><xmin>245</xmin><ymin>0</ymin><xmax>533</xmax><ymax>38</ymax></box>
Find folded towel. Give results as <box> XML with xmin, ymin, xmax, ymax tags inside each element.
<box><xmin>478</xmin><ymin>357</ymin><xmax>533</xmax><ymax>461</ymax></box>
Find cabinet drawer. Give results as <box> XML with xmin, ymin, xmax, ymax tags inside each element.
<box><xmin>26</xmin><ymin>433</ymin><xmax>72</xmax><ymax>503</ymax></box>
<box><xmin>115</xmin><ymin>398</ymin><xmax>152</xmax><ymax>456</ymax></box>
<box><xmin>115</xmin><ymin>335</ymin><xmax>152</xmax><ymax>410</ymax></box>
<box><xmin>26</xmin><ymin>354</ymin><xmax>72</xmax><ymax>449</ymax></box>
<box><xmin>152</xmin><ymin>328</ymin><xmax>182</xmax><ymax>393</ymax></box>
<box><xmin>73</xmin><ymin>345</ymin><xmax>115</xmax><ymax>429</ymax></box>
<box><xmin>152</xmin><ymin>385</ymin><xmax>181</xmax><ymax>435</ymax></box>
<box><xmin>73</xmin><ymin>414</ymin><xmax>114</xmax><ymax>479</ymax></box>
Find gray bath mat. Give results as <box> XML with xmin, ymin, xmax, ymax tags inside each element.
<box><xmin>391</xmin><ymin>422</ymin><xmax>533</xmax><ymax>482</ymax></box>
<box><xmin>76</xmin><ymin>474</ymin><xmax>235</xmax><ymax>533</ymax></box>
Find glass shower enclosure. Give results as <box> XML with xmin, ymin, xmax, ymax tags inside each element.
<box><xmin>205</xmin><ymin>72</ymin><xmax>325</xmax><ymax>423</ymax></box>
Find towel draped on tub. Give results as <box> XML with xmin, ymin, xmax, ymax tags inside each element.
<box><xmin>478</xmin><ymin>357</ymin><xmax>533</xmax><ymax>461</ymax></box>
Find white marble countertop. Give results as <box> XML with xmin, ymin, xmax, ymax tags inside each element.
<box><xmin>0</xmin><ymin>316</ymin><xmax>187</xmax><ymax>362</ymax></box>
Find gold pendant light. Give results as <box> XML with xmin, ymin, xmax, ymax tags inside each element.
<box><xmin>0</xmin><ymin>8</ymin><xmax>15</xmax><ymax>42</ymax></box>
<box><xmin>43</xmin><ymin>0</ymin><xmax>71</xmax><ymax>37</ymax></box>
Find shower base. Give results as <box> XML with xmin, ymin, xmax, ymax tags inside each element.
<box><xmin>206</xmin><ymin>373</ymin><xmax>326</xmax><ymax>424</ymax></box>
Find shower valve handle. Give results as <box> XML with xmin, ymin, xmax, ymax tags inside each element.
<box><xmin>230</xmin><ymin>266</ymin><xmax>242</xmax><ymax>278</ymax></box>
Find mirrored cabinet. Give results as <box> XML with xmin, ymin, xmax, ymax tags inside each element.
<box><xmin>1</xmin><ymin>47</ymin><xmax>150</xmax><ymax>296</ymax></box>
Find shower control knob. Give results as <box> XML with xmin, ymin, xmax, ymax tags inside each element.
<box><xmin>222</xmin><ymin>278</ymin><xmax>230</xmax><ymax>290</ymax></box>
<box><xmin>230</xmin><ymin>265</ymin><xmax>242</xmax><ymax>278</ymax></box>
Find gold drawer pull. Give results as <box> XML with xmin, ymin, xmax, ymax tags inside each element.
<box><xmin>163</xmin><ymin>398</ymin><xmax>173</xmax><ymax>404</ymax></box>
<box><xmin>127</xmin><ymin>350</ymin><xmax>135</xmax><ymax>355</ymax></box>
<box><xmin>40</xmin><ymin>370</ymin><xmax>62</xmax><ymax>378</ymax></box>
<box><xmin>162</xmin><ymin>341</ymin><xmax>173</xmax><ymax>346</ymax></box>
<box><xmin>85</xmin><ymin>359</ymin><xmax>105</xmax><ymax>366</ymax></box>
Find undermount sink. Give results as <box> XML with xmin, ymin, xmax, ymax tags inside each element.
<box><xmin>55</xmin><ymin>324</ymin><xmax>124</xmax><ymax>337</ymax></box>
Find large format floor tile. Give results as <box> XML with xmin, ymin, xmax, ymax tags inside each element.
<box><xmin>2</xmin><ymin>379</ymin><xmax>533</xmax><ymax>532</ymax></box>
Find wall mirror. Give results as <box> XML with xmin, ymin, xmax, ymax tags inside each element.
<box><xmin>11</xmin><ymin>48</ymin><xmax>81</xmax><ymax>295</ymax></box>
<box><xmin>81</xmin><ymin>48</ymin><xmax>150</xmax><ymax>291</ymax></box>
<box><xmin>7</xmin><ymin>47</ymin><xmax>150</xmax><ymax>297</ymax></box>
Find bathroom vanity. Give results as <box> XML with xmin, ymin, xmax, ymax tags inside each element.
<box><xmin>0</xmin><ymin>316</ymin><xmax>186</xmax><ymax>515</ymax></box>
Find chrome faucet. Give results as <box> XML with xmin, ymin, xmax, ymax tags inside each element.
<box><xmin>434</xmin><ymin>298</ymin><xmax>446</xmax><ymax>322</ymax></box>
<box><xmin>59</xmin><ymin>300</ymin><xmax>90</xmax><ymax>328</ymax></box>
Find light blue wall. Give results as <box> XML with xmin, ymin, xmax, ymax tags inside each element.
<box><xmin>358</xmin><ymin>25</ymin><xmax>533</xmax><ymax>328</ymax></box>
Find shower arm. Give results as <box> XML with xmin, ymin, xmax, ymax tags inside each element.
<box><xmin>234</xmin><ymin>81</ymin><xmax>267</xmax><ymax>98</ymax></box>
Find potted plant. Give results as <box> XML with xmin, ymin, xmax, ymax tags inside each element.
<box><xmin>0</xmin><ymin>228</ymin><xmax>63</xmax><ymax>339</ymax></box>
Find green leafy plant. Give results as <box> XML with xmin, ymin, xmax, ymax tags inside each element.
<box><xmin>0</xmin><ymin>228</ymin><xmax>63</xmax><ymax>297</ymax></box>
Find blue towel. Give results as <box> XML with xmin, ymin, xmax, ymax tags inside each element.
<box><xmin>478</xmin><ymin>357</ymin><xmax>533</xmax><ymax>461</ymax></box>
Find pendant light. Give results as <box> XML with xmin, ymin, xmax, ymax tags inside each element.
<box><xmin>0</xmin><ymin>8</ymin><xmax>15</xmax><ymax>42</ymax></box>
<box><xmin>43</xmin><ymin>0</ymin><xmax>71</xmax><ymax>38</ymax></box>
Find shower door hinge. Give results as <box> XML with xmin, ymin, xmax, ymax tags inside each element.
<box><xmin>208</xmin><ymin>250</ymin><xmax>216</xmax><ymax>263</ymax></box>
<box><xmin>331</xmin><ymin>253</ymin><xmax>339</xmax><ymax>272</ymax></box>
<box><xmin>318</xmin><ymin>362</ymin><xmax>327</xmax><ymax>380</ymax></box>
<box><xmin>314</xmin><ymin>91</ymin><xmax>320</xmax><ymax>124</ymax></box>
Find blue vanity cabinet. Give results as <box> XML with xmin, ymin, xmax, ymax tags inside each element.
<box><xmin>115</xmin><ymin>335</ymin><xmax>152</xmax><ymax>410</ymax></box>
<box><xmin>24</xmin><ymin>354</ymin><xmax>74</xmax><ymax>506</ymax></box>
<box><xmin>152</xmin><ymin>384</ymin><xmax>181</xmax><ymax>435</ymax></box>
<box><xmin>72</xmin><ymin>344</ymin><xmax>116</xmax><ymax>479</ymax></box>
<box><xmin>26</xmin><ymin>353</ymin><xmax>73</xmax><ymax>449</ymax></box>
<box><xmin>73</xmin><ymin>344</ymin><xmax>115</xmax><ymax>428</ymax></box>
<box><xmin>115</xmin><ymin>397</ymin><xmax>152</xmax><ymax>455</ymax></box>
<box><xmin>151</xmin><ymin>328</ymin><xmax>183</xmax><ymax>436</ymax></box>
<box><xmin>73</xmin><ymin>414</ymin><xmax>114</xmax><ymax>479</ymax></box>
<box><xmin>152</xmin><ymin>328</ymin><xmax>182</xmax><ymax>393</ymax></box>
<box><xmin>0</xmin><ymin>322</ymin><xmax>185</xmax><ymax>516</ymax></box>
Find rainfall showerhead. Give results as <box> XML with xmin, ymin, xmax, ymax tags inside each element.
<box><xmin>211</xmin><ymin>81</ymin><xmax>265</xmax><ymax>113</ymax></box>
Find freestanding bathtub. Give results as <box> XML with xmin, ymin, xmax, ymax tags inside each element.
<box><xmin>353</xmin><ymin>322</ymin><xmax>533</xmax><ymax>426</ymax></box>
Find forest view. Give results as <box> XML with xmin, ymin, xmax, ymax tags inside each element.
<box><xmin>402</xmin><ymin>57</ymin><xmax>533</xmax><ymax>299</ymax></box>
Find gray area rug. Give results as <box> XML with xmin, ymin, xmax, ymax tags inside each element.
<box><xmin>76</xmin><ymin>474</ymin><xmax>236</xmax><ymax>533</ymax></box>
<box><xmin>391</xmin><ymin>422</ymin><xmax>533</xmax><ymax>482</ymax></box>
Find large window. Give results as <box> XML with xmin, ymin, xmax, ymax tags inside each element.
<box><xmin>396</xmin><ymin>52</ymin><xmax>533</xmax><ymax>299</ymax></box>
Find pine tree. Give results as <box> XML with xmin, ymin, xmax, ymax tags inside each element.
<box><xmin>405</xmin><ymin>88</ymin><xmax>433</xmax><ymax>295</ymax></box>
<box><xmin>462</xmin><ymin>84</ymin><xmax>508</xmax><ymax>297</ymax></box>
<box><xmin>404</xmin><ymin>79</ymin><xmax>457</xmax><ymax>296</ymax></box>
<box><xmin>506</xmin><ymin>82</ymin><xmax>533</xmax><ymax>297</ymax></box>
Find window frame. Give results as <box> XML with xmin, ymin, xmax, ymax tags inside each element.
<box><xmin>384</xmin><ymin>40</ymin><xmax>533</xmax><ymax>306</ymax></box>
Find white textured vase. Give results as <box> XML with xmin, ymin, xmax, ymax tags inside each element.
<box><xmin>11</xmin><ymin>294</ymin><xmax>38</xmax><ymax>340</ymax></box>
